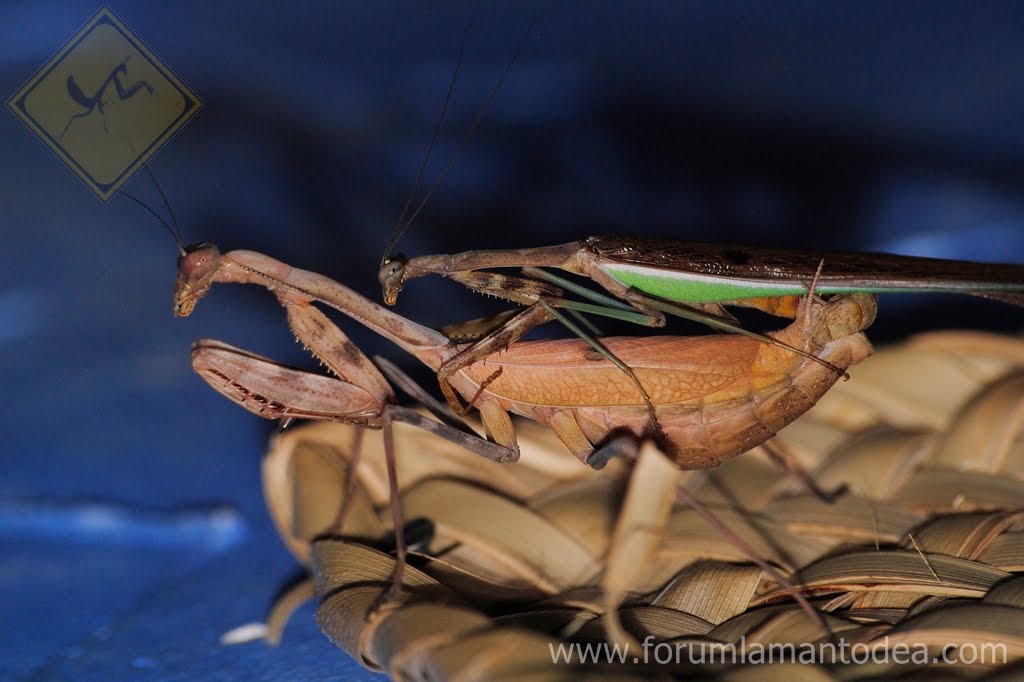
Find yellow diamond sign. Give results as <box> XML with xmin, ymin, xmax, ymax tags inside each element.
<box><xmin>8</xmin><ymin>7</ymin><xmax>201</xmax><ymax>200</ymax></box>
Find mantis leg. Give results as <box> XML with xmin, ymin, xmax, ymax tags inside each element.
<box><xmin>192</xmin><ymin>297</ymin><xmax>522</xmax><ymax>611</ymax></box>
<box><xmin>180</xmin><ymin>247</ymin><xmax>522</xmax><ymax>460</ymax></box>
<box><xmin>431</xmin><ymin>271</ymin><xmax>662</xmax><ymax>430</ymax></box>
<box><xmin>759</xmin><ymin>439</ymin><xmax>847</xmax><ymax>503</ymax></box>
<box><xmin>190</xmin><ymin>308</ymin><xmax>518</xmax><ymax>464</ymax></box>
<box><xmin>432</xmin><ymin>299</ymin><xmax>661</xmax><ymax>440</ymax></box>
<box><xmin>434</xmin><ymin>303</ymin><xmax>554</xmax><ymax>417</ymax></box>
<box><xmin>599</xmin><ymin>435</ymin><xmax>833</xmax><ymax>646</ymax></box>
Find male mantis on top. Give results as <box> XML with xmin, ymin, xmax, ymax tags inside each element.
<box><xmin>382</xmin><ymin>235</ymin><xmax>1024</xmax><ymax>306</ymax></box>
<box><xmin>379</xmin><ymin>236</ymin><xmax>1024</xmax><ymax>343</ymax></box>
<box><xmin>371</xmin><ymin>33</ymin><xmax>1024</xmax><ymax>411</ymax></box>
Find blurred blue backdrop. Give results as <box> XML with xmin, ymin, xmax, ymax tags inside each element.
<box><xmin>3</xmin><ymin>2</ymin><xmax>1024</xmax><ymax>679</ymax></box>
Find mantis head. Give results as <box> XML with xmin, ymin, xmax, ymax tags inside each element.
<box><xmin>174</xmin><ymin>243</ymin><xmax>222</xmax><ymax>317</ymax></box>
<box><xmin>378</xmin><ymin>254</ymin><xmax>408</xmax><ymax>306</ymax></box>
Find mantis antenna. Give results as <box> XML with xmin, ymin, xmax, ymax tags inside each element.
<box><xmin>380</xmin><ymin>16</ymin><xmax>542</xmax><ymax>266</ymax></box>
<box><xmin>140</xmin><ymin>164</ymin><xmax>183</xmax><ymax>247</ymax></box>
<box><xmin>117</xmin><ymin>135</ymin><xmax>187</xmax><ymax>256</ymax></box>
<box><xmin>122</xmin><ymin>188</ymin><xmax>185</xmax><ymax>257</ymax></box>
<box><xmin>387</xmin><ymin>27</ymin><xmax>469</xmax><ymax>259</ymax></box>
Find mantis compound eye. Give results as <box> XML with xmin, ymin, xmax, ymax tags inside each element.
<box><xmin>174</xmin><ymin>242</ymin><xmax>222</xmax><ymax>317</ymax></box>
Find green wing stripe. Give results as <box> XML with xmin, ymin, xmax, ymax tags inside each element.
<box><xmin>603</xmin><ymin>263</ymin><xmax>894</xmax><ymax>302</ymax></box>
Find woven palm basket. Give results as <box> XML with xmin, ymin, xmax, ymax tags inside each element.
<box><xmin>258</xmin><ymin>330</ymin><xmax>1024</xmax><ymax>680</ymax></box>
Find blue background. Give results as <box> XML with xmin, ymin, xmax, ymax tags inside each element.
<box><xmin>3</xmin><ymin>2</ymin><xmax>1024</xmax><ymax>679</ymax></box>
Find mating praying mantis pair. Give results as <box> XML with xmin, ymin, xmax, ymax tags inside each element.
<box><xmin>172</xmin><ymin>225</ymin><xmax>1023</xmax><ymax>621</ymax></box>
<box><xmin>173</xmin><ymin>236</ymin><xmax>883</xmax><ymax>637</ymax></box>
<box><xmin>165</xmin><ymin>13</ymin><xmax>1024</xmax><ymax>493</ymax></box>
<box><xmin>174</xmin><ymin>234</ymin><xmax>1024</xmax><ymax>475</ymax></box>
<box><xmin>155</xmin><ymin>32</ymin><xmax>1024</xmax><ymax>633</ymax></box>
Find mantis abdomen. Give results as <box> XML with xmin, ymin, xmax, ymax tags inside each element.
<box><xmin>453</xmin><ymin>293</ymin><xmax>877</xmax><ymax>469</ymax></box>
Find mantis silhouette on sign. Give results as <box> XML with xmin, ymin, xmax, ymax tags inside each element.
<box><xmin>59</xmin><ymin>56</ymin><xmax>154</xmax><ymax>139</ymax></box>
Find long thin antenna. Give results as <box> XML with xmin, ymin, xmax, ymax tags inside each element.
<box><xmin>122</xmin><ymin>191</ymin><xmax>185</xmax><ymax>256</ymax></box>
<box><xmin>116</xmin><ymin>134</ymin><xmax>186</xmax><ymax>256</ymax></box>
<box><xmin>381</xmin><ymin>27</ymin><xmax>470</xmax><ymax>266</ymax></box>
<box><xmin>382</xmin><ymin>15</ymin><xmax>541</xmax><ymax>262</ymax></box>
<box><xmin>141</xmin><ymin>163</ymin><xmax>183</xmax><ymax>248</ymax></box>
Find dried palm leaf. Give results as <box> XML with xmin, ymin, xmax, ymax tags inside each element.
<box><xmin>245</xmin><ymin>331</ymin><xmax>1024</xmax><ymax>678</ymax></box>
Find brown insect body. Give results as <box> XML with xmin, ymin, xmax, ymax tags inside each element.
<box><xmin>453</xmin><ymin>293</ymin><xmax>875</xmax><ymax>468</ymax></box>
